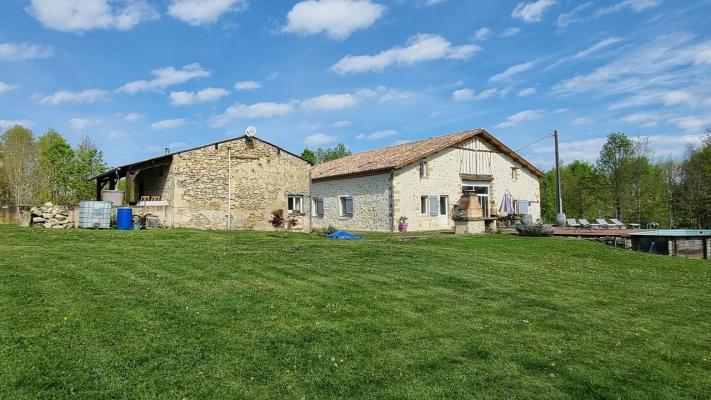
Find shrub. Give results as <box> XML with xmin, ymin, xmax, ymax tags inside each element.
<box><xmin>515</xmin><ymin>224</ymin><xmax>554</xmax><ymax>237</ymax></box>
<box><xmin>269</xmin><ymin>210</ymin><xmax>285</xmax><ymax>229</ymax></box>
<box><xmin>324</xmin><ymin>225</ymin><xmax>337</xmax><ymax>235</ymax></box>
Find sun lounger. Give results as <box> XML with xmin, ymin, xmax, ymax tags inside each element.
<box><xmin>566</xmin><ymin>218</ymin><xmax>580</xmax><ymax>229</ymax></box>
<box><xmin>596</xmin><ymin>219</ymin><xmax>616</xmax><ymax>229</ymax></box>
<box><xmin>609</xmin><ymin>218</ymin><xmax>628</xmax><ymax>229</ymax></box>
<box><xmin>579</xmin><ymin>219</ymin><xmax>601</xmax><ymax>229</ymax></box>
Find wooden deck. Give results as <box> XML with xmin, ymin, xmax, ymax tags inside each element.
<box><xmin>553</xmin><ymin>228</ymin><xmax>645</xmax><ymax>237</ymax></box>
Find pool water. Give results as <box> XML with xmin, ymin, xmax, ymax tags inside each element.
<box><xmin>631</xmin><ymin>230</ymin><xmax>711</xmax><ymax>236</ymax></box>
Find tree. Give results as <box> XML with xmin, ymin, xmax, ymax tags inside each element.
<box><xmin>36</xmin><ymin>129</ymin><xmax>74</xmax><ymax>204</ymax></box>
<box><xmin>656</xmin><ymin>158</ymin><xmax>681</xmax><ymax>228</ymax></box>
<box><xmin>0</xmin><ymin>125</ymin><xmax>36</xmax><ymax>206</ymax></box>
<box><xmin>314</xmin><ymin>143</ymin><xmax>351</xmax><ymax>164</ymax></box>
<box><xmin>597</xmin><ymin>132</ymin><xmax>634</xmax><ymax>219</ymax></box>
<box><xmin>70</xmin><ymin>136</ymin><xmax>107</xmax><ymax>202</ymax></box>
<box><xmin>679</xmin><ymin>131</ymin><xmax>711</xmax><ymax>228</ymax></box>
<box><xmin>300</xmin><ymin>148</ymin><xmax>316</xmax><ymax>164</ymax></box>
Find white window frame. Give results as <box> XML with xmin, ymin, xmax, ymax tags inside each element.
<box><xmin>462</xmin><ymin>181</ymin><xmax>490</xmax><ymax>218</ymax></box>
<box><xmin>287</xmin><ymin>195</ymin><xmax>303</xmax><ymax>214</ymax></box>
<box><xmin>339</xmin><ymin>196</ymin><xmax>353</xmax><ymax>217</ymax></box>
<box><xmin>420</xmin><ymin>195</ymin><xmax>444</xmax><ymax>217</ymax></box>
<box><xmin>420</xmin><ymin>160</ymin><xmax>429</xmax><ymax>178</ymax></box>
<box><xmin>420</xmin><ymin>195</ymin><xmax>428</xmax><ymax>215</ymax></box>
<box><xmin>439</xmin><ymin>195</ymin><xmax>448</xmax><ymax>216</ymax></box>
<box><xmin>313</xmin><ymin>198</ymin><xmax>324</xmax><ymax>217</ymax></box>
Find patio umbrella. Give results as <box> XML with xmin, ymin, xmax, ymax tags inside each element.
<box><xmin>498</xmin><ymin>193</ymin><xmax>515</xmax><ymax>215</ymax></box>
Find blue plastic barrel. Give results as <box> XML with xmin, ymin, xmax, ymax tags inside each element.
<box><xmin>116</xmin><ymin>207</ymin><xmax>133</xmax><ymax>230</ymax></box>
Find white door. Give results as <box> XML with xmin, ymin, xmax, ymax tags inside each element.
<box><xmin>437</xmin><ymin>195</ymin><xmax>449</xmax><ymax>226</ymax></box>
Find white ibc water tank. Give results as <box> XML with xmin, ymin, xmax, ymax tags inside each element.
<box><xmin>79</xmin><ymin>201</ymin><xmax>112</xmax><ymax>229</ymax></box>
<box><xmin>101</xmin><ymin>190</ymin><xmax>125</xmax><ymax>207</ymax></box>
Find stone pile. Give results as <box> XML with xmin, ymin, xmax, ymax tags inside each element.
<box><xmin>30</xmin><ymin>202</ymin><xmax>74</xmax><ymax>229</ymax></box>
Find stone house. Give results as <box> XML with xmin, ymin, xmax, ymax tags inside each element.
<box><xmin>94</xmin><ymin>135</ymin><xmax>312</xmax><ymax>230</ymax></box>
<box><xmin>310</xmin><ymin>129</ymin><xmax>543</xmax><ymax>232</ymax></box>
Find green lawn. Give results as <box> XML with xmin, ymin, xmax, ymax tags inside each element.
<box><xmin>0</xmin><ymin>226</ymin><xmax>709</xmax><ymax>399</ymax></box>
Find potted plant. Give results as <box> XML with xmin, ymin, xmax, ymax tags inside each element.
<box><xmin>398</xmin><ymin>216</ymin><xmax>409</xmax><ymax>232</ymax></box>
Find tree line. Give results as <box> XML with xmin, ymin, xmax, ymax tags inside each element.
<box><xmin>0</xmin><ymin>125</ymin><xmax>107</xmax><ymax>206</ymax></box>
<box><xmin>540</xmin><ymin>129</ymin><xmax>711</xmax><ymax>229</ymax></box>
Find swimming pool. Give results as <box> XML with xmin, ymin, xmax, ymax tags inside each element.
<box><xmin>629</xmin><ymin>230</ymin><xmax>711</xmax><ymax>259</ymax></box>
<box><xmin>630</xmin><ymin>230</ymin><xmax>711</xmax><ymax>237</ymax></box>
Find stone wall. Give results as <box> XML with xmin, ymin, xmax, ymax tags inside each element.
<box><xmin>394</xmin><ymin>138</ymin><xmax>541</xmax><ymax>231</ymax></box>
<box><xmin>393</xmin><ymin>148</ymin><xmax>463</xmax><ymax>231</ymax></box>
<box><xmin>170</xmin><ymin>137</ymin><xmax>311</xmax><ymax>230</ymax></box>
<box><xmin>311</xmin><ymin>172</ymin><xmax>392</xmax><ymax>232</ymax></box>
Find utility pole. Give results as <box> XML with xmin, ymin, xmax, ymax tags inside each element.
<box><xmin>554</xmin><ymin>130</ymin><xmax>566</xmax><ymax>227</ymax></box>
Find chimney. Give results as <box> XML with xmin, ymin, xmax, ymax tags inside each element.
<box><xmin>164</xmin><ymin>147</ymin><xmax>170</xmax><ymax>155</ymax></box>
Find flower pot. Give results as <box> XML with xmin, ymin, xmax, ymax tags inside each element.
<box><xmin>398</xmin><ymin>223</ymin><xmax>408</xmax><ymax>232</ymax></box>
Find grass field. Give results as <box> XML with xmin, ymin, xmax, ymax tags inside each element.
<box><xmin>1</xmin><ymin>225</ymin><xmax>710</xmax><ymax>399</ymax></box>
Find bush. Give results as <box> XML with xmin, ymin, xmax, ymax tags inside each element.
<box><xmin>515</xmin><ymin>224</ymin><xmax>554</xmax><ymax>237</ymax></box>
<box><xmin>269</xmin><ymin>210</ymin><xmax>285</xmax><ymax>229</ymax></box>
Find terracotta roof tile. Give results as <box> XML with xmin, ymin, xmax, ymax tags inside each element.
<box><xmin>312</xmin><ymin>128</ymin><xmax>543</xmax><ymax>180</ymax></box>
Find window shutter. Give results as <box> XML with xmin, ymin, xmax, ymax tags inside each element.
<box><xmin>518</xmin><ymin>200</ymin><xmax>529</xmax><ymax>214</ymax></box>
<box><xmin>345</xmin><ymin>198</ymin><xmax>353</xmax><ymax>215</ymax></box>
<box><xmin>429</xmin><ymin>196</ymin><xmax>438</xmax><ymax>216</ymax></box>
<box><xmin>316</xmin><ymin>199</ymin><xmax>324</xmax><ymax>215</ymax></box>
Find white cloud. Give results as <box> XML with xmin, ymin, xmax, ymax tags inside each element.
<box><xmin>495</xmin><ymin>109</ymin><xmax>543</xmax><ymax>128</ymax></box>
<box><xmin>452</xmin><ymin>88</ymin><xmax>474</xmax><ymax>101</ymax></box>
<box><xmin>283</xmin><ymin>0</ymin><xmax>385</xmax><ymax>40</ymax></box>
<box><xmin>511</xmin><ymin>0</ymin><xmax>556</xmax><ymax>23</ymax></box>
<box><xmin>622</xmin><ymin>112</ymin><xmax>663</xmax><ymax>127</ymax></box>
<box><xmin>124</xmin><ymin>112</ymin><xmax>144</xmax><ymax>121</ymax></box>
<box><xmin>661</xmin><ymin>90</ymin><xmax>695</xmax><ymax>107</ymax></box>
<box><xmin>332</xmin><ymin>33</ymin><xmax>480</xmax><ymax>74</ymax></box>
<box><xmin>694</xmin><ymin>49</ymin><xmax>711</xmax><ymax>65</ymax></box>
<box><xmin>571</xmin><ymin>116</ymin><xmax>593</xmax><ymax>126</ymax></box>
<box><xmin>0</xmin><ymin>120</ymin><xmax>32</xmax><ymax>129</ymax></box>
<box><xmin>552</xmin><ymin>34</ymin><xmax>709</xmax><ymax>99</ymax></box>
<box><xmin>301</xmin><ymin>93</ymin><xmax>358</xmax><ymax>111</ymax></box>
<box><xmin>500</xmin><ymin>27</ymin><xmax>521</xmax><ymax>38</ymax></box>
<box><xmin>453</xmin><ymin>88</ymin><xmax>504</xmax><ymax>101</ymax></box>
<box><xmin>304</xmin><ymin>133</ymin><xmax>337</xmax><ymax>146</ymax></box>
<box><xmin>596</xmin><ymin>0</ymin><xmax>662</xmax><ymax>17</ymax></box>
<box><xmin>0</xmin><ymin>42</ymin><xmax>53</xmax><ymax>62</ymax></box>
<box><xmin>473</xmin><ymin>27</ymin><xmax>492</xmax><ymax>41</ymax></box>
<box><xmin>356</xmin><ymin>129</ymin><xmax>397</xmax><ymax>140</ymax></box>
<box><xmin>151</xmin><ymin>119</ymin><xmax>186</xmax><ymax>130</ymax></box>
<box><xmin>234</xmin><ymin>80</ymin><xmax>261</xmax><ymax>90</ymax></box>
<box><xmin>40</xmin><ymin>89</ymin><xmax>108</xmax><ymax>105</ymax></box>
<box><xmin>517</xmin><ymin>87</ymin><xmax>536</xmax><ymax>97</ymax></box>
<box><xmin>69</xmin><ymin>118</ymin><xmax>94</xmax><ymax>130</ymax></box>
<box><xmin>671</xmin><ymin>116</ymin><xmax>711</xmax><ymax>133</ymax></box>
<box><xmin>211</xmin><ymin>102</ymin><xmax>295</xmax><ymax>127</ymax></box>
<box><xmin>0</xmin><ymin>82</ymin><xmax>18</xmax><ymax>95</ymax></box>
<box><xmin>119</xmin><ymin>63</ymin><xmax>210</xmax><ymax>94</ymax></box>
<box><xmin>490</xmin><ymin>61</ymin><xmax>535</xmax><ymax>82</ymax></box>
<box><xmin>27</xmin><ymin>0</ymin><xmax>158</xmax><ymax>33</ymax></box>
<box><xmin>571</xmin><ymin>37</ymin><xmax>621</xmax><ymax>59</ymax></box>
<box><xmin>169</xmin><ymin>87</ymin><xmax>230</xmax><ymax>105</ymax></box>
<box><xmin>331</xmin><ymin>120</ymin><xmax>351</xmax><ymax>128</ymax></box>
<box><xmin>168</xmin><ymin>0</ymin><xmax>248</xmax><ymax>26</ymax></box>
<box><xmin>556</xmin><ymin>2</ymin><xmax>592</xmax><ymax>28</ymax></box>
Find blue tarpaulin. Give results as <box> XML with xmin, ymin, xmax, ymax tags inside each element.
<box><xmin>327</xmin><ymin>231</ymin><xmax>362</xmax><ymax>240</ymax></box>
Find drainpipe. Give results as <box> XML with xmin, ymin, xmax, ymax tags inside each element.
<box><xmin>227</xmin><ymin>145</ymin><xmax>232</xmax><ymax>230</ymax></box>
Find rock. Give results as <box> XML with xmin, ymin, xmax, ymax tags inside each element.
<box><xmin>44</xmin><ymin>202</ymin><xmax>53</xmax><ymax>207</ymax></box>
<box><xmin>51</xmin><ymin>224</ymin><xmax>65</xmax><ymax>229</ymax></box>
<box><xmin>32</xmin><ymin>217</ymin><xmax>46</xmax><ymax>223</ymax></box>
<box><xmin>30</xmin><ymin>207</ymin><xmax>39</xmax><ymax>214</ymax></box>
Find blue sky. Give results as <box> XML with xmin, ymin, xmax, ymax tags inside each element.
<box><xmin>1</xmin><ymin>0</ymin><xmax>710</xmax><ymax>169</ymax></box>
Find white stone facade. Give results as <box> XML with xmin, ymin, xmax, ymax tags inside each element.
<box><xmin>312</xmin><ymin>137</ymin><xmax>540</xmax><ymax>232</ymax></box>
<box><xmin>311</xmin><ymin>173</ymin><xmax>392</xmax><ymax>231</ymax></box>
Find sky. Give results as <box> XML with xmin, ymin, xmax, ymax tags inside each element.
<box><xmin>1</xmin><ymin>0</ymin><xmax>710</xmax><ymax>169</ymax></box>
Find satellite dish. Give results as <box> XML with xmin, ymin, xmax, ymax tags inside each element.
<box><xmin>245</xmin><ymin>126</ymin><xmax>257</xmax><ymax>137</ymax></box>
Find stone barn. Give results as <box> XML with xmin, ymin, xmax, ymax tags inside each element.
<box><xmin>94</xmin><ymin>135</ymin><xmax>312</xmax><ymax>230</ymax></box>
